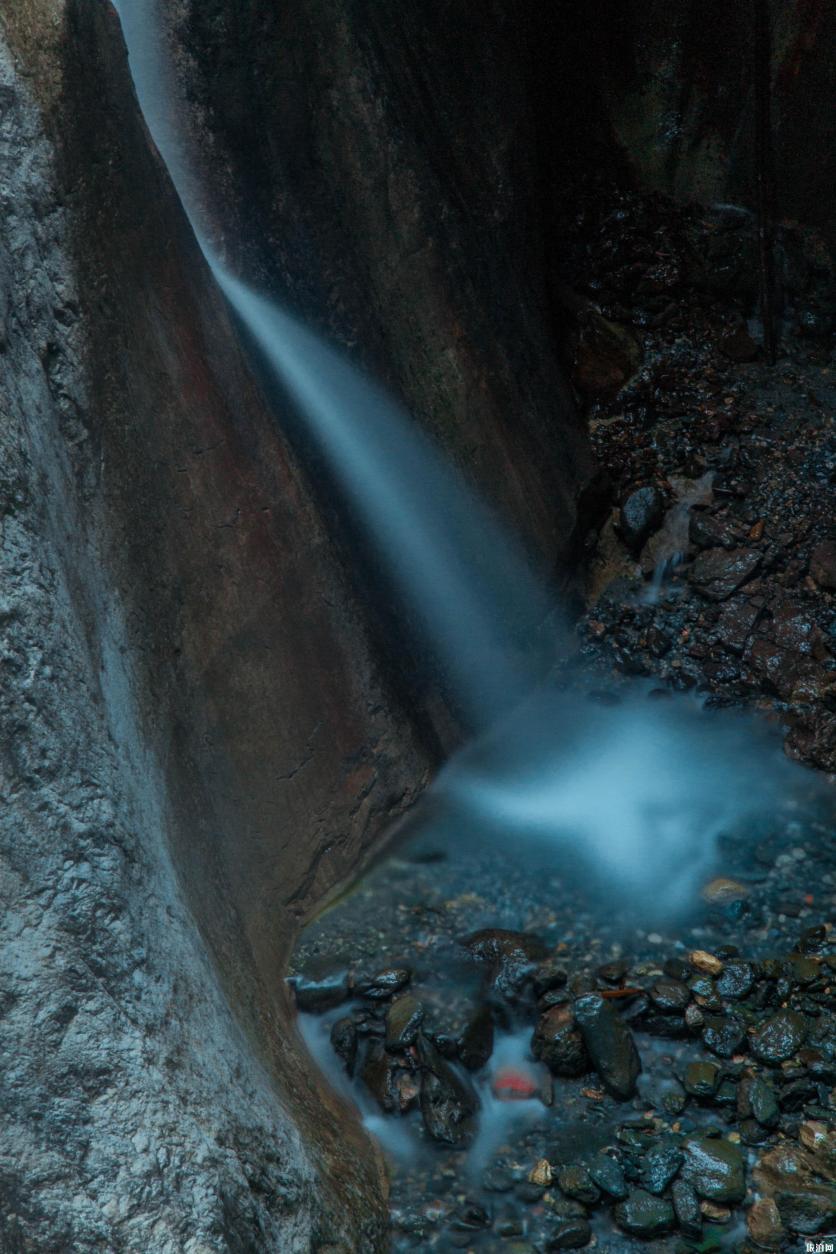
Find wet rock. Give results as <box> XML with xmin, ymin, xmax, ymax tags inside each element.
<box><xmin>458</xmin><ymin>1005</ymin><xmax>494</xmax><ymax>1071</ymax></box>
<box><xmin>810</xmin><ymin>539</ymin><xmax>836</xmax><ymax>591</ymax></box>
<box><xmin>702</xmin><ymin>1014</ymin><xmax>746</xmax><ymax>1058</ymax></box>
<box><xmin>716</xmin><ymin>597</ymin><xmax>763</xmax><ymax>653</ymax></box>
<box><xmin>359</xmin><ymin>1040</ymin><xmax>400</xmax><ymax>1112</ymax></box>
<box><xmin>557</xmin><ymin>1164</ymin><xmax>599</xmax><ymax>1205</ymax></box>
<box><xmin>742</xmin><ymin>1077</ymin><xmax>780</xmax><ymax>1128</ymax></box>
<box><xmin>747</xmin><ymin>1197</ymin><xmax>783</xmax><ymax>1249</ymax></box>
<box><xmin>614</xmin><ymin>1188</ymin><xmax>675</xmax><ymax>1237</ymax></box>
<box><xmin>683</xmin><ymin>1136</ymin><xmax>746</xmax><ymax>1203</ymax></box>
<box><xmin>534</xmin><ymin>958</ymin><xmax>570</xmax><ymax>996</ymax></box>
<box><xmin>754</xmin><ymin>1143</ymin><xmax>836</xmax><ymax>1235</ymax></box>
<box><xmin>528</xmin><ymin>1158</ymin><xmax>552</xmax><ymax>1187</ymax></box>
<box><xmin>330</xmin><ymin>1015</ymin><xmax>358</xmax><ymax>1076</ymax></box>
<box><xmin>684</xmin><ymin>1060</ymin><xmax>720</xmax><ymax>1098</ymax></box>
<box><xmin>689</xmin><ymin>511</ymin><xmax>746</xmax><ymax>550</ymax></box>
<box><xmin>752</xmin><ymin>1010</ymin><xmax>808</xmax><ymax>1064</ymax></box>
<box><xmin>700</xmin><ymin>1200</ymin><xmax>731</xmax><ymax>1223</ymax></box>
<box><xmin>418</xmin><ymin>1038</ymin><xmax>478</xmax><ymax>1147</ymax></box>
<box><xmin>689</xmin><ymin>547</ymin><xmax>761</xmax><ymax>601</ymax></box>
<box><xmin>671</xmin><ymin>1179</ymin><xmax>702</xmax><ymax>1237</ymax></box>
<box><xmin>589</xmin><ymin>1152</ymin><xmax>628</xmax><ymax>1200</ymax></box>
<box><xmin>356</xmin><ymin>967</ymin><xmax>411</xmax><ymax>1000</ymax></box>
<box><xmin>449</xmin><ymin>1201</ymin><xmax>491</xmax><ymax>1232</ymax></box>
<box><xmin>689</xmin><ymin>949</ymin><xmax>724</xmax><ymax>976</ymax></box>
<box><xmin>460</xmin><ymin>929</ymin><xmax>547</xmax><ymax>998</ymax></box>
<box><xmin>547</xmin><ymin>1217</ymin><xmax>592</xmax><ymax>1249</ymax></box>
<box><xmin>640</xmin><ymin>1140</ymin><xmax>684</xmax><ymax>1194</ymax></box>
<box><xmin>573</xmin><ymin>993</ymin><xmax>641</xmax><ymax>1099</ymax></box>
<box><xmin>290</xmin><ymin>970</ymin><xmax>350</xmax><ymax>1013</ymax></box>
<box><xmin>532</xmin><ymin>1004</ymin><xmax>589</xmax><ymax>1077</ymax></box>
<box><xmin>649</xmin><ymin>978</ymin><xmax>691</xmax><ymax>1012</ymax></box>
<box><xmin>385</xmin><ymin>994</ymin><xmax>424</xmax><ymax>1051</ymax></box>
<box><xmin>684</xmin><ymin>1003</ymin><xmax>705</xmax><ymax>1031</ymax></box>
<box><xmin>716</xmin><ymin>960</ymin><xmax>755</xmax><ymax>1000</ymax></box>
<box><xmin>619</xmin><ymin>485</ymin><xmax>665</xmax><ymax>554</ymax></box>
<box><xmin>800</xmin><ymin>1122</ymin><xmax>836</xmax><ymax>1180</ymax></box>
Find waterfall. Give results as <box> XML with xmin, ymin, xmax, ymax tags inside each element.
<box><xmin>113</xmin><ymin>0</ymin><xmax>801</xmax><ymax>913</ymax></box>
<box><xmin>111</xmin><ymin>0</ymin><xmax>554</xmax><ymax>732</ymax></box>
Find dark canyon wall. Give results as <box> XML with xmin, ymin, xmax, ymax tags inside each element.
<box><xmin>0</xmin><ymin>1</ymin><xmax>593</xmax><ymax>1249</ymax></box>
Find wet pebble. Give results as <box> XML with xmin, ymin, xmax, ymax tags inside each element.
<box><xmin>589</xmin><ymin>1152</ymin><xmax>628</xmax><ymax>1200</ymax></box>
<box><xmin>385</xmin><ymin>995</ymin><xmax>424</xmax><ymax>1051</ymax></box>
<box><xmin>684</xmin><ymin>1060</ymin><xmax>720</xmax><ymax>1098</ymax></box>
<box><xmin>702</xmin><ymin>1013</ymin><xmax>746</xmax><ymax>1058</ymax></box>
<box><xmin>716</xmin><ymin>959</ymin><xmax>755</xmax><ymax>1000</ymax></box>
<box><xmin>573</xmin><ymin>993</ymin><xmax>641</xmax><ymax>1099</ymax></box>
<box><xmin>683</xmin><ymin>1135</ymin><xmax>746</xmax><ymax>1203</ymax></box>
<box><xmin>639</xmin><ymin>1139</ymin><xmax>684</xmax><ymax>1194</ymax></box>
<box><xmin>614</xmin><ymin>1188</ymin><xmax>675</xmax><ymax>1237</ymax></box>
<box><xmin>547</xmin><ymin>1217</ymin><xmax>592</xmax><ymax>1249</ymax></box>
<box><xmin>557</xmin><ymin>1164</ymin><xmax>599</xmax><ymax>1205</ymax></box>
<box><xmin>532</xmin><ymin>1004</ymin><xmax>589</xmax><ymax>1077</ymax></box>
<box><xmin>357</xmin><ymin>967</ymin><xmax>411</xmax><ymax>1000</ymax></box>
<box><xmin>330</xmin><ymin>1015</ymin><xmax>358</xmax><ymax>1075</ymax></box>
<box><xmin>751</xmin><ymin>1009</ymin><xmax>808</xmax><ymax>1064</ymax></box>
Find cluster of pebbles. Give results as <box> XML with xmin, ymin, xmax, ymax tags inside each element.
<box><xmin>293</xmin><ymin>911</ymin><xmax>835</xmax><ymax>1251</ymax></box>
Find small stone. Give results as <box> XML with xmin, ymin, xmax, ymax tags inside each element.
<box><xmin>751</xmin><ymin>1010</ymin><xmax>808</xmax><ymax>1065</ymax></box>
<box><xmin>689</xmin><ymin>949</ymin><xmax>724</xmax><ymax>976</ymax></box>
<box><xmin>702</xmin><ymin>1014</ymin><xmax>746</xmax><ymax>1058</ymax></box>
<box><xmin>750</xmin><ymin>1078</ymin><xmax>780</xmax><ymax>1128</ymax></box>
<box><xmin>356</xmin><ymin>967</ymin><xmax>411</xmax><ymax>1000</ymax></box>
<box><xmin>689</xmin><ymin>547</ymin><xmax>761</xmax><ymax>601</ymax></box>
<box><xmin>640</xmin><ymin>1140</ymin><xmax>684</xmax><ymax>1194</ymax></box>
<box><xmin>290</xmin><ymin>971</ymin><xmax>350</xmax><ymax>1013</ymax></box>
<box><xmin>747</xmin><ymin>1197</ymin><xmax>783</xmax><ymax>1249</ymax></box>
<box><xmin>649</xmin><ymin>978</ymin><xmax>691</xmax><ymax>1012</ymax></box>
<box><xmin>614</xmin><ymin>1188</ymin><xmax>675</xmax><ymax>1237</ymax></box>
<box><xmin>573</xmin><ymin>993</ymin><xmax>641</xmax><ymax>1100</ymax></box>
<box><xmin>418</xmin><ymin>1037</ymin><xmax>478</xmax><ymax>1147</ymax></box>
<box><xmin>684</xmin><ymin>1061</ymin><xmax>720</xmax><ymax>1098</ymax></box>
<box><xmin>532</xmin><ymin>1005</ymin><xmax>589</xmax><ymax>1077</ymax></box>
<box><xmin>385</xmin><ymin>995</ymin><xmax>424</xmax><ymax>1051</ymax></box>
<box><xmin>528</xmin><ymin>1158</ymin><xmax>552</xmax><ymax>1187</ymax></box>
<box><xmin>683</xmin><ymin>1136</ymin><xmax>746</xmax><ymax>1203</ymax></box>
<box><xmin>548</xmin><ymin>1218</ymin><xmax>592</xmax><ymax>1249</ymax></box>
<box><xmin>460</xmin><ymin>929</ymin><xmax>547</xmax><ymax>997</ymax></box>
<box><xmin>716</xmin><ymin>960</ymin><xmax>755</xmax><ymax>1000</ymax></box>
<box><xmin>702</xmin><ymin>878</ymin><xmax>750</xmax><ymax>906</ymax></box>
<box><xmin>685</xmin><ymin>1003</ymin><xmax>705</xmax><ymax>1031</ymax></box>
<box><xmin>620</xmin><ymin>485</ymin><xmax>665</xmax><ymax>554</ymax></box>
<box><xmin>557</xmin><ymin>1164</ymin><xmax>599</xmax><ymax>1205</ymax></box>
<box><xmin>589</xmin><ymin>1152</ymin><xmax>628</xmax><ymax>1200</ymax></box>
<box><xmin>671</xmin><ymin>1179</ymin><xmax>702</xmax><ymax>1236</ymax></box>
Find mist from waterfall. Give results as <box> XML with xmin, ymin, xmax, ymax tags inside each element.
<box><xmin>113</xmin><ymin>0</ymin><xmax>801</xmax><ymax>913</ymax></box>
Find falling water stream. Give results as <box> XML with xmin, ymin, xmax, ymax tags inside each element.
<box><xmin>113</xmin><ymin>0</ymin><xmax>799</xmax><ymax>914</ymax></box>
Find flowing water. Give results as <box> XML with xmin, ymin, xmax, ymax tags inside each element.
<box><xmin>113</xmin><ymin>0</ymin><xmax>802</xmax><ymax>920</ymax></box>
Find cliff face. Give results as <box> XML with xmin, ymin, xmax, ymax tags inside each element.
<box><xmin>0</xmin><ymin>2</ymin><xmax>594</xmax><ymax>1250</ymax></box>
<box><xmin>539</xmin><ymin>0</ymin><xmax>836</xmax><ymax>240</ymax></box>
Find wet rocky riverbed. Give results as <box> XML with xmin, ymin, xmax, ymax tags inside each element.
<box><xmin>291</xmin><ymin>185</ymin><xmax>834</xmax><ymax>1252</ymax></box>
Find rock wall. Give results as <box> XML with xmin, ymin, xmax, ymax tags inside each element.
<box><xmin>0</xmin><ymin>1</ymin><xmax>594</xmax><ymax>1250</ymax></box>
<box><xmin>540</xmin><ymin>0</ymin><xmax>836</xmax><ymax>239</ymax></box>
